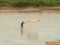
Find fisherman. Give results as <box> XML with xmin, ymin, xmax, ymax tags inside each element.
<box><xmin>21</xmin><ymin>21</ymin><xmax>25</xmax><ymax>36</ymax></box>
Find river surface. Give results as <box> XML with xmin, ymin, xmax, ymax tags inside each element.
<box><xmin>0</xmin><ymin>12</ymin><xmax>60</xmax><ymax>45</ymax></box>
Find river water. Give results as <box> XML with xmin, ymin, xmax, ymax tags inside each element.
<box><xmin>0</xmin><ymin>12</ymin><xmax>60</xmax><ymax>45</ymax></box>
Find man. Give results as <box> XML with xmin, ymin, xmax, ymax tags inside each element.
<box><xmin>21</xmin><ymin>21</ymin><xmax>25</xmax><ymax>36</ymax></box>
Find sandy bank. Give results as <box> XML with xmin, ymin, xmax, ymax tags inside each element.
<box><xmin>0</xmin><ymin>7</ymin><xmax>60</xmax><ymax>13</ymax></box>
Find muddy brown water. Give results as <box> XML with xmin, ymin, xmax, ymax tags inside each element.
<box><xmin>0</xmin><ymin>12</ymin><xmax>60</xmax><ymax>45</ymax></box>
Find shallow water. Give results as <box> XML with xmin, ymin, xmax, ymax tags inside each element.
<box><xmin>0</xmin><ymin>12</ymin><xmax>60</xmax><ymax>45</ymax></box>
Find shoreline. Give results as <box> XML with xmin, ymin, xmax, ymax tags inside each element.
<box><xmin>0</xmin><ymin>7</ymin><xmax>60</xmax><ymax>13</ymax></box>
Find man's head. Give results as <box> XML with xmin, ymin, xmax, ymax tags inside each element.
<box><xmin>22</xmin><ymin>21</ymin><xmax>26</xmax><ymax>24</ymax></box>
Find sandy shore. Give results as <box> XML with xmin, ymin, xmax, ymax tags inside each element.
<box><xmin>0</xmin><ymin>7</ymin><xmax>60</xmax><ymax>13</ymax></box>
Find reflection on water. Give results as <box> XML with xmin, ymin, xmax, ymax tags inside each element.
<box><xmin>0</xmin><ymin>12</ymin><xmax>60</xmax><ymax>45</ymax></box>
